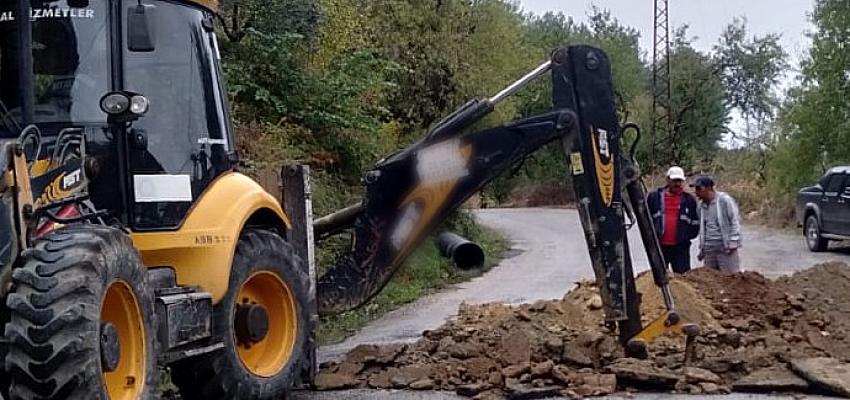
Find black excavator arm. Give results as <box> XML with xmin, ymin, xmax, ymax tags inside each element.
<box><xmin>315</xmin><ymin>45</ymin><xmax>698</xmax><ymax>348</ymax></box>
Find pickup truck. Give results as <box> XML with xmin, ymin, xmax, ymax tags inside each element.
<box><xmin>797</xmin><ymin>166</ymin><xmax>850</xmax><ymax>251</ymax></box>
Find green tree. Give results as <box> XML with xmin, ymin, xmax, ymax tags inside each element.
<box><xmin>668</xmin><ymin>39</ymin><xmax>729</xmax><ymax>166</ymax></box>
<box><xmin>639</xmin><ymin>26</ymin><xmax>729</xmax><ymax>169</ymax></box>
<box><xmin>215</xmin><ymin>0</ymin><xmax>321</xmax><ymax>43</ymax></box>
<box><xmin>714</xmin><ymin>17</ymin><xmax>789</xmax><ymax>141</ymax></box>
<box><xmin>359</xmin><ymin>0</ymin><xmax>470</xmax><ymax>132</ymax></box>
<box><xmin>456</xmin><ymin>0</ymin><xmax>528</xmax><ymax>125</ymax></box>
<box><xmin>773</xmin><ymin>0</ymin><xmax>850</xmax><ymax>192</ymax></box>
<box><xmin>359</xmin><ymin>0</ymin><xmax>530</xmax><ymax>135</ymax></box>
<box><xmin>518</xmin><ymin>9</ymin><xmax>647</xmax><ymax>122</ymax></box>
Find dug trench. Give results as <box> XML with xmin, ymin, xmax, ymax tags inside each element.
<box><xmin>314</xmin><ymin>262</ymin><xmax>850</xmax><ymax>399</ymax></box>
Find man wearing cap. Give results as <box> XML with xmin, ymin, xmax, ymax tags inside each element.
<box><xmin>646</xmin><ymin>166</ymin><xmax>701</xmax><ymax>273</ymax></box>
<box><xmin>691</xmin><ymin>176</ymin><xmax>742</xmax><ymax>273</ymax></box>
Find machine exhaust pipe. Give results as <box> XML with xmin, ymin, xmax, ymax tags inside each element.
<box><xmin>436</xmin><ymin>232</ymin><xmax>485</xmax><ymax>270</ymax></box>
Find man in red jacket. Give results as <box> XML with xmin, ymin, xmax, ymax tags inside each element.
<box><xmin>647</xmin><ymin>166</ymin><xmax>701</xmax><ymax>273</ymax></box>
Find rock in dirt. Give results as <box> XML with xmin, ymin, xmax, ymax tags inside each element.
<box><xmin>465</xmin><ymin>357</ymin><xmax>501</xmax><ymax>381</ymax></box>
<box><xmin>683</xmin><ymin>366</ymin><xmax>721</xmax><ymax>384</ymax></box>
<box><xmin>530</xmin><ymin>360</ymin><xmax>554</xmax><ymax>377</ymax></box>
<box><xmin>344</xmin><ymin>343</ymin><xmax>406</xmax><ymax>365</ymax></box>
<box><xmin>314</xmin><ymin>372</ymin><xmax>357</xmax><ymax>390</ymax></box>
<box><xmin>367</xmin><ymin>369</ymin><xmax>395</xmax><ymax>389</ymax></box>
<box><xmin>544</xmin><ymin>337</ymin><xmax>564</xmax><ymax>355</ymax></box>
<box><xmin>474</xmin><ymin>390</ymin><xmax>509</xmax><ymax>400</ymax></box>
<box><xmin>733</xmin><ymin>366</ymin><xmax>810</xmax><ymax>393</ymax></box>
<box><xmin>390</xmin><ymin>365</ymin><xmax>433</xmax><ymax>387</ymax></box>
<box><xmin>699</xmin><ymin>382</ymin><xmax>727</xmax><ymax>394</ymax></box>
<box><xmin>515</xmin><ymin>309</ymin><xmax>533</xmax><ymax>321</ymax></box>
<box><xmin>573</xmin><ymin>331</ymin><xmax>604</xmax><ymax>348</ymax></box>
<box><xmin>588</xmin><ymin>295</ymin><xmax>603</xmax><ymax>310</ymax></box>
<box><xmin>335</xmin><ymin>359</ymin><xmax>365</xmax><ymax>376</ymax></box>
<box><xmin>551</xmin><ymin>365</ymin><xmax>572</xmax><ymax>385</ymax></box>
<box><xmin>447</xmin><ymin>342</ymin><xmax>483</xmax><ymax>359</ymax></box>
<box><xmin>457</xmin><ymin>383</ymin><xmax>486</xmax><ymax>396</ymax></box>
<box><xmin>503</xmin><ymin>363</ymin><xmax>532</xmax><ymax>378</ymax></box>
<box><xmin>718</xmin><ymin>329</ymin><xmax>743</xmax><ymax>347</ymax></box>
<box><xmin>562</xmin><ymin>343</ymin><xmax>594</xmax><ymax>367</ymax></box>
<box><xmin>572</xmin><ymin>373</ymin><xmax>617</xmax><ymax>396</ymax></box>
<box><xmin>505</xmin><ymin>383</ymin><xmax>562</xmax><ymax>399</ymax></box>
<box><xmin>488</xmin><ymin>371</ymin><xmax>504</xmax><ymax>386</ymax></box>
<box><xmin>409</xmin><ymin>379</ymin><xmax>436</xmax><ymax>390</ymax></box>
<box><xmin>791</xmin><ymin>357</ymin><xmax>850</xmax><ymax>397</ymax></box>
<box><xmin>501</xmin><ymin>331</ymin><xmax>532</xmax><ymax>365</ymax></box>
<box><xmin>608</xmin><ymin>358</ymin><xmax>679</xmax><ymax>388</ymax></box>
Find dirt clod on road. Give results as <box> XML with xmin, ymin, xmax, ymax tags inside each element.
<box><xmin>316</xmin><ymin>262</ymin><xmax>850</xmax><ymax>398</ymax></box>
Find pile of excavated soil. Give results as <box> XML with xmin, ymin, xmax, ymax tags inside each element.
<box><xmin>776</xmin><ymin>263</ymin><xmax>850</xmax><ymax>361</ymax></box>
<box><xmin>315</xmin><ymin>263</ymin><xmax>850</xmax><ymax>399</ymax></box>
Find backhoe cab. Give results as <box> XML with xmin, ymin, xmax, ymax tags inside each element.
<box><xmin>0</xmin><ymin>1</ymin><xmax>698</xmax><ymax>399</ymax></box>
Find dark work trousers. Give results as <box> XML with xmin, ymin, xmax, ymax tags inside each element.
<box><xmin>661</xmin><ymin>242</ymin><xmax>691</xmax><ymax>274</ymax></box>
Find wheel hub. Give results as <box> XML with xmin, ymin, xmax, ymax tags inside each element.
<box><xmin>100</xmin><ymin>322</ymin><xmax>121</xmax><ymax>373</ymax></box>
<box><xmin>235</xmin><ymin>303</ymin><xmax>270</xmax><ymax>345</ymax></box>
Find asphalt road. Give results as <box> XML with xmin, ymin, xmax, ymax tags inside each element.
<box><xmin>295</xmin><ymin>208</ymin><xmax>850</xmax><ymax>400</ymax></box>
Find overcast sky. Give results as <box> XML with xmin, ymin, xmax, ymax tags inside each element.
<box><xmin>517</xmin><ymin>0</ymin><xmax>817</xmax><ymax>144</ymax></box>
<box><xmin>517</xmin><ymin>0</ymin><xmax>816</xmax><ymax>83</ymax></box>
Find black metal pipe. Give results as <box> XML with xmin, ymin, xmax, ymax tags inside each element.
<box><xmin>436</xmin><ymin>231</ymin><xmax>485</xmax><ymax>270</ymax></box>
<box><xmin>16</xmin><ymin>0</ymin><xmax>34</xmax><ymax>126</ymax></box>
<box><xmin>313</xmin><ymin>203</ymin><xmax>363</xmax><ymax>239</ymax></box>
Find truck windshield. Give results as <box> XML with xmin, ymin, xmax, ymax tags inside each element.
<box><xmin>0</xmin><ymin>0</ymin><xmax>109</xmax><ymax>138</ymax></box>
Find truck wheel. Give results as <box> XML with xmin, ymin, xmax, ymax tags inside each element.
<box><xmin>3</xmin><ymin>224</ymin><xmax>157</xmax><ymax>400</ymax></box>
<box><xmin>805</xmin><ymin>215</ymin><xmax>829</xmax><ymax>252</ymax></box>
<box><xmin>171</xmin><ymin>228</ymin><xmax>311</xmax><ymax>400</ymax></box>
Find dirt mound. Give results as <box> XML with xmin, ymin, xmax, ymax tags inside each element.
<box><xmin>681</xmin><ymin>267</ymin><xmax>785</xmax><ymax>319</ymax></box>
<box><xmin>777</xmin><ymin>262</ymin><xmax>850</xmax><ymax>361</ymax></box>
<box><xmin>316</xmin><ymin>263</ymin><xmax>850</xmax><ymax>399</ymax></box>
<box><xmin>636</xmin><ymin>272</ymin><xmax>721</xmax><ymax>331</ymax></box>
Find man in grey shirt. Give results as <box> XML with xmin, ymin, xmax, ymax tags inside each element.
<box><xmin>690</xmin><ymin>176</ymin><xmax>742</xmax><ymax>273</ymax></box>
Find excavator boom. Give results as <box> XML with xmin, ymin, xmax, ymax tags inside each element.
<box><xmin>314</xmin><ymin>45</ymin><xmax>695</xmax><ymax>348</ymax></box>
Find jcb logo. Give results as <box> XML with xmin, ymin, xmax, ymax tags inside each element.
<box><xmin>592</xmin><ymin>127</ymin><xmax>614</xmax><ymax>206</ymax></box>
<box><xmin>35</xmin><ymin>169</ymin><xmax>84</xmax><ymax>206</ymax></box>
<box><xmin>62</xmin><ymin>169</ymin><xmax>82</xmax><ymax>190</ymax></box>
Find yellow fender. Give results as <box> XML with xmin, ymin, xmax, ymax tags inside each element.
<box><xmin>130</xmin><ymin>172</ymin><xmax>291</xmax><ymax>303</ymax></box>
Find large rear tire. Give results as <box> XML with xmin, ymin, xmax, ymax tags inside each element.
<box><xmin>3</xmin><ymin>224</ymin><xmax>157</xmax><ymax>400</ymax></box>
<box><xmin>171</xmin><ymin>228</ymin><xmax>311</xmax><ymax>400</ymax></box>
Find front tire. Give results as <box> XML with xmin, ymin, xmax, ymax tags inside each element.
<box><xmin>805</xmin><ymin>215</ymin><xmax>829</xmax><ymax>252</ymax></box>
<box><xmin>3</xmin><ymin>224</ymin><xmax>157</xmax><ymax>400</ymax></box>
<box><xmin>171</xmin><ymin>228</ymin><xmax>311</xmax><ymax>400</ymax></box>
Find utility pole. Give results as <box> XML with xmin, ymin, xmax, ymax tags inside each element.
<box><xmin>651</xmin><ymin>0</ymin><xmax>672</xmax><ymax>167</ymax></box>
